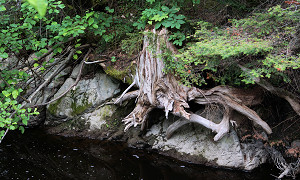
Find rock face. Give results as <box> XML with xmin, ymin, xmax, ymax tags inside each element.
<box><xmin>144</xmin><ymin>112</ymin><xmax>267</xmax><ymax>171</ymax></box>
<box><xmin>46</xmin><ymin>72</ymin><xmax>120</xmax><ymax>124</ymax></box>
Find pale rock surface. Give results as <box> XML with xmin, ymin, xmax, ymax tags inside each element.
<box><xmin>145</xmin><ymin>111</ymin><xmax>267</xmax><ymax>170</ymax></box>
<box><xmin>83</xmin><ymin>105</ymin><xmax>118</xmax><ymax>130</ymax></box>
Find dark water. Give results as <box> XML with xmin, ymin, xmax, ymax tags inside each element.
<box><xmin>0</xmin><ymin>129</ymin><xmax>281</xmax><ymax>180</ymax></box>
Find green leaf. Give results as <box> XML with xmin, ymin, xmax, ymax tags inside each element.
<box><xmin>146</xmin><ymin>0</ymin><xmax>155</xmax><ymax>4</ymax></box>
<box><xmin>0</xmin><ymin>5</ymin><xmax>6</xmax><ymax>11</ymax></box>
<box><xmin>57</xmin><ymin>47</ymin><xmax>63</xmax><ymax>53</ymax></box>
<box><xmin>105</xmin><ymin>6</ymin><xmax>114</xmax><ymax>13</ymax></box>
<box><xmin>12</xmin><ymin>90</ymin><xmax>19</xmax><ymax>99</ymax></box>
<box><xmin>85</xmin><ymin>11</ymin><xmax>94</xmax><ymax>19</ymax></box>
<box><xmin>9</xmin><ymin>126</ymin><xmax>16</xmax><ymax>130</ymax></box>
<box><xmin>0</xmin><ymin>130</ymin><xmax>5</xmax><ymax>138</ymax></box>
<box><xmin>155</xmin><ymin>22</ymin><xmax>162</xmax><ymax>29</ymax></box>
<box><xmin>88</xmin><ymin>18</ymin><xmax>94</xmax><ymax>26</ymax></box>
<box><xmin>162</xmin><ymin>21</ymin><xmax>172</xmax><ymax>28</ymax></box>
<box><xmin>75</xmin><ymin>44</ymin><xmax>81</xmax><ymax>48</ymax></box>
<box><xmin>175</xmin><ymin>15</ymin><xmax>185</xmax><ymax>19</ymax></box>
<box><xmin>111</xmin><ymin>56</ymin><xmax>116</xmax><ymax>62</ymax></box>
<box><xmin>0</xmin><ymin>53</ymin><xmax>8</xmax><ymax>58</ymax></box>
<box><xmin>27</xmin><ymin>0</ymin><xmax>48</xmax><ymax>17</ymax></box>
<box><xmin>22</xmin><ymin>119</ymin><xmax>28</xmax><ymax>126</ymax></box>
<box><xmin>19</xmin><ymin>126</ymin><xmax>25</xmax><ymax>134</ymax></box>
<box><xmin>73</xmin><ymin>54</ymin><xmax>78</xmax><ymax>59</ymax></box>
<box><xmin>33</xmin><ymin>63</ymin><xmax>39</xmax><ymax>67</ymax></box>
<box><xmin>161</xmin><ymin>6</ymin><xmax>169</xmax><ymax>12</ymax></box>
<box><xmin>2</xmin><ymin>91</ymin><xmax>10</xmax><ymax>97</ymax></box>
<box><xmin>92</xmin><ymin>24</ymin><xmax>98</xmax><ymax>28</ymax></box>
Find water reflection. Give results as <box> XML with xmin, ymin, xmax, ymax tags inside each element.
<box><xmin>0</xmin><ymin>129</ymin><xmax>277</xmax><ymax>179</ymax></box>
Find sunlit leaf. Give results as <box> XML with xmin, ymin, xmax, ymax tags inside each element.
<box><xmin>27</xmin><ymin>0</ymin><xmax>48</xmax><ymax>17</ymax></box>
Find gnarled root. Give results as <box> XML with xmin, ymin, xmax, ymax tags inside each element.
<box><xmin>266</xmin><ymin>145</ymin><xmax>300</xmax><ymax>179</ymax></box>
<box><xmin>239</xmin><ymin>65</ymin><xmax>300</xmax><ymax>117</ymax></box>
<box><xmin>167</xmin><ymin>105</ymin><xmax>231</xmax><ymax>141</ymax></box>
<box><xmin>118</xmin><ymin>28</ymin><xmax>272</xmax><ymax>142</ymax></box>
<box><xmin>190</xmin><ymin>87</ymin><xmax>272</xmax><ymax>135</ymax></box>
<box><xmin>122</xmin><ymin>102</ymin><xmax>154</xmax><ymax>131</ymax></box>
<box><xmin>114</xmin><ymin>90</ymin><xmax>139</xmax><ymax>105</ymax></box>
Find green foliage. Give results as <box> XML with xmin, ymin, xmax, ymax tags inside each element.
<box><xmin>0</xmin><ymin>0</ymin><xmax>115</xmax><ymax>139</ymax></box>
<box><xmin>121</xmin><ymin>32</ymin><xmax>143</xmax><ymax>55</ymax></box>
<box><xmin>164</xmin><ymin>4</ymin><xmax>300</xmax><ymax>87</ymax></box>
<box><xmin>230</xmin><ymin>5</ymin><xmax>300</xmax><ymax>37</ymax></box>
<box><xmin>27</xmin><ymin>0</ymin><xmax>48</xmax><ymax>17</ymax></box>
<box><xmin>0</xmin><ymin>70</ymin><xmax>39</xmax><ymax>138</ymax></box>
<box><xmin>0</xmin><ymin>0</ymin><xmax>114</xmax><ymax>60</ymax></box>
<box><xmin>169</xmin><ymin>31</ymin><xmax>185</xmax><ymax>46</ymax></box>
<box><xmin>133</xmin><ymin>5</ymin><xmax>185</xmax><ymax>30</ymax></box>
<box><xmin>133</xmin><ymin>4</ymin><xmax>186</xmax><ymax>46</ymax></box>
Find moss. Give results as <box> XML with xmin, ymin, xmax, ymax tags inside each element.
<box><xmin>104</xmin><ymin>62</ymin><xmax>136</xmax><ymax>85</ymax></box>
<box><xmin>70</xmin><ymin>90</ymin><xmax>91</xmax><ymax>116</ymax></box>
<box><xmin>100</xmin><ymin>100</ymin><xmax>135</xmax><ymax>130</ymax></box>
<box><xmin>48</xmin><ymin>98</ymin><xmax>63</xmax><ymax>115</ymax></box>
<box><xmin>71</xmin><ymin>102</ymin><xmax>91</xmax><ymax>116</ymax></box>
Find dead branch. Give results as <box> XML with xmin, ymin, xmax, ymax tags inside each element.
<box><xmin>33</xmin><ymin>48</ymin><xmax>91</xmax><ymax>107</ymax></box>
<box><xmin>25</xmin><ymin>49</ymin><xmax>75</xmax><ymax>106</ymax></box>
<box><xmin>115</xmin><ymin>77</ymin><xmax>137</xmax><ymax>104</ymax></box>
<box><xmin>23</xmin><ymin>47</ymin><xmax>72</xmax><ymax>88</ymax></box>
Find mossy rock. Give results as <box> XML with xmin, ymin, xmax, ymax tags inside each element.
<box><xmin>104</xmin><ymin>62</ymin><xmax>136</xmax><ymax>85</ymax></box>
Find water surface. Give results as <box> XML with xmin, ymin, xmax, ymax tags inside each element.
<box><xmin>0</xmin><ymin>129</ymin><xmax>279</xmax><ymax>179</ymax></box>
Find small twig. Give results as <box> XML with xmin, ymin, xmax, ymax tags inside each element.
<box><xmin>84</xmin><ymin>59</ymin><xmax>108</xmax><ymax>64</ymax></box>
<box><xmin>0</xmin><ymin>128</ymin><xmax>9</xmax><ymax>144</ymax></box>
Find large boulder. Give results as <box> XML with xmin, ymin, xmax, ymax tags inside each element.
<box><xmin>144</xmin><ymin>109</ymin><xmax>267</xmax><ymax>171</ymax></box>
<box><xmin>46</xmin><ymin>72</ymin><xmax>120</xmax><ymax>125</ymax></box>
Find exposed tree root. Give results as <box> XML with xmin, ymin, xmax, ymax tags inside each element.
<box><xmin>266</xmin><ymin>145</ymin><xmax>300</xmax><ymax>179</ymax></box>
<box><xmin>239</xmin><ymin>65</ymin><xmax>300</xmax><ymax>117</ymax></box>
<box><xmin>115</xmin><ymin>28</ymin><xmax>272</xmax><ymax>142</ymax></box>
<box><xmin>115</xmin><ymin>78</ymin><xmax>137</xmax><ymax>105</ymax></box>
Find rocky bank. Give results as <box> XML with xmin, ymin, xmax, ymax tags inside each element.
<box><xmin>22</xmin><ymin>58</ymin><xmax>272</xmax><ymax>171</ymax></box>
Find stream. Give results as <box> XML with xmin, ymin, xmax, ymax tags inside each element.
<box><xmin>0</xmin><ymin>128</ymin><xmax>280</xmax><ymax>180</ymax></box>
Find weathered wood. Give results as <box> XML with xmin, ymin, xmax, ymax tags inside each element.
<box><xmin>239</xmin><ymin>65</ymin><xmax>300</xmax><ymax>117</ymax></box>
<box><xmin>117</xmin><ymin>28</ymin><xmax>272</xmax><ymax>141</ymax></box>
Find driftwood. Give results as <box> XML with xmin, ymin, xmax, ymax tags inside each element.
<box><xmin>115</xmin><ymin>28</ymin><xmax>272</xmax><ymax>141</ymax></box>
